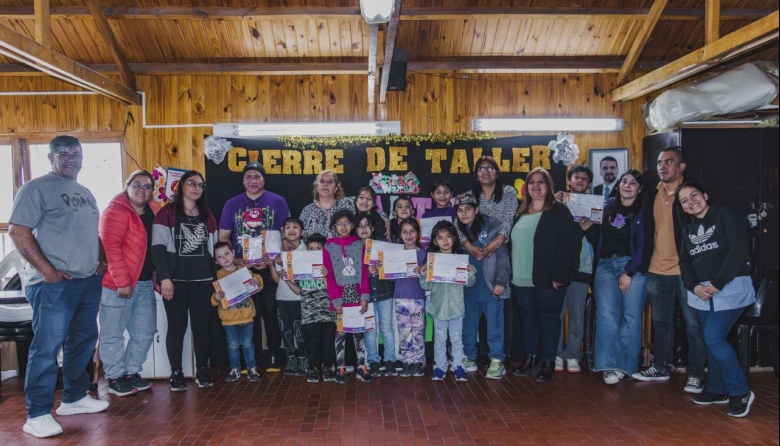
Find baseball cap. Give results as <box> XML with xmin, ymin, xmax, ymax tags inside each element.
<box><xmin>243</xmin><ymin>162</ymin><xmax>266</xmax><ymax>176</ymax></box>
<box><xmin>454</xmin><ymin>192</ymin><xmax>478</xmax><ymax>207</ymax></box>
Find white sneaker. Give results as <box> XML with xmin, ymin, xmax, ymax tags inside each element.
<box><xmin>554</xmin><ymin>356</ymin><xmax>564</xmax><ymax>372</ymax></box>
<box><xmin>56</xmin><ymin>395</ymin><xmax>109</xmax><ymax>416</ymax></box>
<box><xmin>23</xmin><ymin>414</ymin><xmax>63</xmax><ymax>438</ymax></box>
<box><xmin>603</xmin><ymin>371</ymin><xmax>620</xmax><ymax>385</ymax></box>
<box><xmin>566</xmin><ymin>359</ymin><xmax>581</xmax><ymax>373</ymax></box>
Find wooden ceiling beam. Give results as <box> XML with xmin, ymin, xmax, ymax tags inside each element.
<box><xmin>611</xmin><ymin>10</ymin><xmax>779</xmax><ymax>102</ymax></box>
<box><xmin>379</xmin><ymin>0</ymin><xmax>403</xmax><ymax>104</ymax></box>
<box><xmin>84</xmin><ymin>0</ymin><xmax>135</xmax><ymax>89</ymax></box>
<box><xmin>0</xmin><ymin>23</ymin><xmax>140</xmax><ymax>104</ymax></box>
<box><xmin>617</xmin><ymin>0</ymin><xmax>669</xmax><ymax>85</ymax></box>
<box><xmin>0</xmin><ymin>6</ymin><xmax>773</xmax><ymax>21</ymax></box>
<box><xmin>706</xmin><ymin>0</ymin><xmax>721</xmax><ymax>44</ymax></box>
<box><xmin>33</xmin><ymin>0</ymin><xmax>50</xmax><ymax>48</ymax></box>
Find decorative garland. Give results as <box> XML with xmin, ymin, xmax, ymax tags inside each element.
<box><xmin>278</xmin><ymin>132</ymin><xmax>497</xmax><ymax>149</ymax></box>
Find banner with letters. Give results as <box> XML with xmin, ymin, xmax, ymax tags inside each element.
<box><xmin>205</xmin><ymin>135</ymin><xmax>566</xmax><ymax>221</ymax></box>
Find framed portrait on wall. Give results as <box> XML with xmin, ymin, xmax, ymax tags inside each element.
<box><xmin>589</xmin><ymin>148</ymin><xmax>629</xmax><ymax>198</ymax></box>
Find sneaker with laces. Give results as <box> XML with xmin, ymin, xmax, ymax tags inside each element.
<box><xmin>247</xmin><ymin>367</ymin><xmax>262</xmax><ymax>382</ymax></box>
<box><xmin>394</xmin><ymin>360</ymin><xmax>405</xmax><ymax>371</ymax></box>
<box><xmin>369</xmin><ymin>362</ymin><xmax>381</xmax><ymax>378</ymax></box>
<box><xmin>56</xmin><ymin>395</ymin><xmax>109</xmax><ymax>416</ymax></box>
<box><xmin>554</xmin><ymin>356</ymin><xmax>564</xmax><ymax>372</ymax></box>
<box><xmin>454</xmin><ymin>366</ymin><xmax>468</xmax><ymax>382</ymax></box>
<box><xmin>603</xmin><ymin>371</ymin><xmax>620</xmax><ymax>385</ymax></box>
<box><xmin>107</xmin><ymin>376</ymin><xmax>137</xmax><ymax>396</ymax></box>
<box><xmin>384</xmin><ymin>367</ymin><xmax>397</xmax><ymax>378</ymax></box>
<box><xmin>727</xmin><ymin>391</ymin><xmax>755</xmax><ymax>418</ymax></box>
<box><xmin>692</xmin><ymin>392</ymin><xmax>728</xmax><ymax>405</ymax></box>
<box><xmin>399</xmin><ymin>363</ymin><xmax>413</xmax><ymax>378</ymax></box>
<box><xmin>486</xmin><ymin>358</ymin><xmax>506</xmax><ymax>380</ymax></box>
<box><xmin>462</xmin><ymin>358</ymin><xmax>478</xmax><ymax>373</ymax></box>
<box><xmin>335</xmin><ymin>366</ymin><xmax>348</xmax><ymax>384</ymax></box>
<box><xmin>284</xmin><ymin>356</ymin><xmax>298</xmax><ymax>376</ymax></box>
<box><xmin>566</xmin><ymin>359</ymin><xmax>581</xmax><ymax>373</ymax></box>
<box><xmin>266</xmin><ymin>353</ymin><xmax>282</xmax><ymax>372</ymax></box>
<box><xmin>356</xmin><ymin>365</ymin><xmax>375</xmax><ymax>383</ymax></box>
<box><xmin>345</xmin><ymin>365</ymin><xmax>355</xmax><ymax>374</ymax></box>
<box><xmin>195</xmin><ymin>367</ymin><xmax>214</xmax><ymax>388</ymax></box>
<box><xmin>296</xmin><ymin>356</ymin><xmax>309</xmax><ymax>377</ymax></box>
<box><xmin>412</xmin><ymin>363</ymin><xmax>425</xmax><ymax>377</ymax></box>
<box><xmin>631</xmin><ymin>366</ymin><xmax>670</xmax><ymax>381</ymax></box>
<box><xmin>431</xmin><ymin>367</ymin><xmax>446</xmax><ymax>381</ymax></box>
<box><xmin>169</xmin><ymin>370</ymin><xmax>186</xmax><ymax>392</ymax></box>
<box><xmin>225</xmin><ymin>369</ymin><xmax>241</xmax><ymax>383</ymax></box>
<box><xmin>684</xmin><ymin>376</ymin><xmax>704</xmax><ymax>394</ymax></box>
<box><xmin>125</xmin><ymin>373</ymin><xmax>151</xmax><ymax>391</ymax></box>
<box><xmin>378</xmin><ymin>361</ymin><xmax>387</xmax><ymax>371</ymax></box>
<box><xmin>307</xmin><ymin>366</ymin><xmax>320</xmax><ymax>383</ymax></box>
<box><xmin>323</xmin><ymin>366</ymin><xmax>336</xmax><ymax>382</ymax></box>
<box><xmin>23</xmin><ymin>414</ymin><xmax>63</xmax><ymax>438</ymax></box>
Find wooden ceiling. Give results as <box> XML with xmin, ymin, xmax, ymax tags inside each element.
<box><xmin>0</xmin><ymin>0</ymin><xmax>777</xmax><ymax>105</ymax></box>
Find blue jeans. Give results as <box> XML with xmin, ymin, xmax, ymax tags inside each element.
<box><xmin>697</xmin><ymin>306</ymin><xmax>750</xmax><ymax>396</ymax></box>
<box><xmin>372</xmin><ymin>298</ymin><xmax>396</xmax><ymax>363</ymax></box>
<box><xmin>99</xmin><ymin>280</ymin><xmax>156</xmax><ymax>379</ymax></box>
<box><xmin>224</xmin><ymin>323</ymin><xmax>257</xmax><ymax>370</ymax></box>
<box><xmin>24</xmin><ymin>275</ymin><xmax>102</xmax><ymax>418</ymax></box>
<box><xmin>593</xmin><ymin>258</ymin><xmax>647</xmax><ymax>374</ymax></box>
<box><xmin>646</xmin><ymin>272</ymin><xmax>706</xmax><ymax>378</ymax></box>
<box><xmin>513</xmin><ymin>285</ymin><xmax>567</xmax><ymax>361</ymax></box>
<box><xmin>463</xmin><ymin>298</ymin><xmax>505</xmax><ymax>361</ymax></box>
<box><xmin>434</xmin><ymin>316</ymin><xmax>464</xmax><ymax>371</ymax></box>
<box><xmin>558</xmin><ymin>281</ymin><xmax>589</xmax><ymax>360</ymax></box>
<box><xmin>364</xmin><ymin>322</ymin><xmax>380</xmax><ymax>364</ymax></box>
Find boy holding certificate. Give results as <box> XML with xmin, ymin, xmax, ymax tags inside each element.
<box><xmin>211</xmin><ymin>242</ymin><xmax>263</xmax><ymax>383</ymax></box>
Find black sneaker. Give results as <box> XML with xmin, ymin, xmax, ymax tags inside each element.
<box><xmin>247</xmin><ymin>367</ymin><xmax>262</xmax><ymax>382</ymax></box>
<box><xmin>307</xmin><ymin>366</ymin><xmax>320</xmax><ymax>383</ymax></box>
<box><xmin>225</xmin><ymin>369</ymin><xmax>241</xmax><ymax>383</ymax></box>
<box><xmin>378</xmin><ymin>361</ymin><xmax>387</xmax><ymax>372</ymax></box>
<box><xmin>356</xmin><ymin>365</ymin><xmax>374</xmax><ymax>383</ymax></box>
<box><xmin>283</xmin><ymin>356</ymin><xmax>298</xmax><ymax>376</ymax></box>
<box><xmin>195</xmin><ymin>367</ymin><xmax>214</xmax><ymax>388</ymax></box>
<box><xmin>684</xmin><ymin>376</ymin><xmax>704</xmax><ymax>394</ymax></box>
<box><xmin>399</xmin><ymin>363</ymin><xmax>412</xmax><ymax>378</ymax></box>
<box><xmin>267</xmin><ymin>353</ymin><xmax>281</xmax><ymax>373</ymax></box>
<box><xmin>394</xmin><ymin>360</ymin><xmax>404</xmax><ymax>372</ymax></box>
<box><xmin>322</xmin><ymin>366</ymin><xmax>336</xmax><ymax>382</ymax></box>
<box><xmin>411</xmin><ymin>363</ymin><xmax>425</xmax><ymax>377</ymax></box>
<box><xmin>335</xmin><ymin>366</ymin><xmax>348</xmax><ymax>384</ymax></box>
<box><xmin>727</xmin><ymin>391</ymin><xmax>755</xmax><ymax>418</ymax></box>
<box><xmin>107</xmin><ymin>376</ymin><xmax>137</xmax><ymax>396</ymax></box>
<box><xmin>124</xmin><ymin>373</ymin><xmax>151</xmax><ymax>391</ymax></box>
<box><xmin>631</xmin><ymin>366</ymin><xmax>670</xmax><ymax>382</ymax></box>
<box><xmin>692</xmin><ymin>392</ymin><xmax>728</xmax><ymax>405</ymax></box>
<box><xmin>369</xmin><ymin>362</ymin><xmax>381</xmax><ymax>378</ymax></box>
<box><xmin>169</xmin><ymin>370</ymin><xmax>186</xmax><ymax>392</ymax></box>
<box><xmin>296</xmin><ymin>356</ymin><xmax>309</xmax><ymax>377</ymax></box>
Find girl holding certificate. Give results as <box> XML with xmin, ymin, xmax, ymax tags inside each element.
<box><xmin>454</xmin><ymin>193</ymin><xmax>512</xmax><ymax>380</ymax></box>
<box><xmin>419</xmin><ymin>220</ymin><xmax>476</xmax><ymax>382</ymax></box>
<box><xmin>389</xmin><ymin>196</ymin><xmax>415</xmax><ymax>243</ymax></box>
<box><xmin>322</xmin><ymin>210</ymin><xmax>374</xmax><ymax>384</ymax></box>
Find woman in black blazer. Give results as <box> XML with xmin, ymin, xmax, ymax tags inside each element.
<box><xmin>510</xmin><ymin>167</ymin><xmax>577</xmax><ymax>382</ymax></box>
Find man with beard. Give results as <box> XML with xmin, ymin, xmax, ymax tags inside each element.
<box><xmin>593</xmin><ymin>157</ymin><xmax>619</xmax><ymax>199</ymax></box>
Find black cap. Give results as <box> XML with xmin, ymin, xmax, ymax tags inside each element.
<box><xmin>243</xmin><ymin>162</ymin><xmax>266</xmax><ymax>176</ymax></box>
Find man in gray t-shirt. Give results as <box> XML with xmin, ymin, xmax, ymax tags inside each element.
<box><xmin>9</xmin><ymin>135</ymin><xmax>110</xmax><ymax>438</ymax></box>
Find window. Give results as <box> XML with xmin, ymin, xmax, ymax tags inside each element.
<box><xmin>0</xmin><ymin>145</ymin><xmax>12</xmax><ymax>224</ymax></box>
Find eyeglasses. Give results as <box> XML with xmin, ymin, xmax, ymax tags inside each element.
<box><xmin>130</xmin><ymin>182</ymin><xmax>153</xmax><ymax>191</ymax></box>
<box><xmin>185</xmin><ymin>180</ymin><xmax>207</xmax><ymax>189</ymax></box>
<box><xmin>54</xmin><ymin>152</ymin><xmax>83</xmax><ymax>160</ymax></box>
<box><xmin>476</xmin><ymin>165</ymin><xmax>496</xmax><ymax>173</ymax></box>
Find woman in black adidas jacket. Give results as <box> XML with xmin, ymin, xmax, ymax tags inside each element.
<box><xmin>676</xmin><ymin>178</ymin><xmax>755</xmax><ymax>418</ymax></box>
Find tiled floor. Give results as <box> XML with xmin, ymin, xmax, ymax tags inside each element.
<box><xmin>0</xmin><ymin>368</ymin><xmax>777</xmax><ymax>445</ymax></box>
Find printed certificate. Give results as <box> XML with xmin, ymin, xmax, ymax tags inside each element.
<box><xmin>420</xmin><ymin>216</ymin><xmax>454</xmax><ymax>243</ymax></box>
<box><xmin>338</xmin><ymin>303</ymin><xmax>376</xmax><ymax>333</ymax></box>
<box><xmin>562</xmin><ymin>193</ymin><xmax>604</xmax><ymax>223</ymax></box>
<box><xmin>363</xmin><ymin>239</ymin><xmax>403</xmax><ymax>265</ymax></box>
<box><xmin>212</xmin><ymin>267</ymin><xmax>260</xmax><ymax>309</ymax></box>
<box><xmin>282</xmin><ymin>250</ymin><xmax>325</xmax><ymax>280</ymax></box>
<box><xmin>262</xmin><ymin>230</ymin><xmax>282</xmax><ymax>258</ymax></box>
<box><xmin>378</xmin><ymin>250</ymin><xmax>419</xmax><ymax>279</ymax></box>
<box><xmin>426</xmin><ymin>253</ymin><xmax>470</xmax><ymax>284</ymax></box>
<box><xmin>241</xmin><ymin>236</ymin><xmax>264</xmax><ymax>263</ymax></box>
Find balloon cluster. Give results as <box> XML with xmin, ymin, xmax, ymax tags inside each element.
<box><xmin>548</xmin><ymin>132</ymin><xmax>579</xmax><ymax>165</ymax></box>
<box><xmin>204</xmin><ymin>136</ymin><xmax>233</xmax><ymax>164</ymax></box>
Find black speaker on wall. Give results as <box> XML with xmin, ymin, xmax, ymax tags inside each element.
<box><xmin>381</xmin><ymin>48</ymin><xmax>407</xmax><ymax>91</ymax></box>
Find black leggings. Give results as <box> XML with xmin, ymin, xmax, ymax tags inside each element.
<box><xmin>163</xmin><ymin>281</ymin><xmax>213</xmax><ymax>370</ymax></box>
<box><xmin>253</xmin><ymin>268</ymin><xmax>281</xmax><ymax>356</ymax></box>
<box><xmin>302</xmin><ymin>322</ymin><xmax>336</xmax><ymax>369</ymax></box>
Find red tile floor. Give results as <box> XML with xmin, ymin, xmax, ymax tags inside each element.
<box><xmin>1</xmin><ymin>368</ymin><xmax>777</xmax><ymax>445</ymax></box>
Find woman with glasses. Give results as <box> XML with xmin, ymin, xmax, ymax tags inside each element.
<box><xmin>299</xmin><ymin>170</ymin><xmax>356</xmax><ymax>240</ymax></box>
<box><xmin>152</xmin><ymin>170</ymin><xmax>219</xmax><ymax>391</ymax></box>
<box><xmin>99</xmin><ymin>170</ymin><xmax>160</xmax><ymax>397</ymax></box>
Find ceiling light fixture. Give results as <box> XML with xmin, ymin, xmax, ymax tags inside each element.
<box><xmin>213</xmin><ymin>121</ymin><xmax>401</xmax><ymax>138</ymax></box>
<box><xmin>360</xmin><ymin>0</ymin><xmax>396</xmax><ymax>24</ymax></box>
<box><xmin>472</xmin><ymin>118</ymin><xmax>625</xmax><ymax>132</ymax></box>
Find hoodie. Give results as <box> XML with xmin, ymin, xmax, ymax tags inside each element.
<box><xmin>323</xmin><ymin>235</ymin><xmax>370</xmax><ymax>309</ymax></box>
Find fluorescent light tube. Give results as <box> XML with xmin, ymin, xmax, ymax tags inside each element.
<box><xmin>213</xmin><ymin>121</ymin><xmax>401</xmax><ymax>138</ymax></box>
<box><xmin>472</xmin><ymin>118</ymin><xmax>625</xmax><ymax>132</ymax></box>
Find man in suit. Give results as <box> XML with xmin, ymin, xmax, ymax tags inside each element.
<box><xmin>593</xmin><ymin>156</ymin><xmax>618</xmax><ymax>199</ymax></box>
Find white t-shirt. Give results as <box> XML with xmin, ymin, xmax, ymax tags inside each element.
<box><xmin>275</xmin><ymin>242</ymin><xmax>306</xmax><ymax>301</ymax></box>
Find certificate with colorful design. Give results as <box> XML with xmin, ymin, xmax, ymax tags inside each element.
<box><xmin>213</xmin><ymin>267</ymin><xmax>260</xmax><ymax>309</ymax></box>
<box><xmin>241</xmin><ymin>236</ymin><xmax>264</xmax><ymax>263</ymax></box>
<box><xmin>282</xmin><ymin>250</ymin><xmax>324</xmax><ymax>280</ymax></box>
<box><xmin>426</xmin><ymin>253</ymin><xmax>469</xmax><ymax>284</ymax></box>
<box><xmin>338</xmin><ymin>303</ymin><xmax>376</xmax><ymax>333</ymax></box>
<box><xmin>562</xmin><ymin>193</ymin><xmax>604</xmax><ymax>223</ymax></box>
<box><xmin>262</xmin><ymin>230</ymin><xmax>282</xmax><ymax>257</ymax></box>
<box><xmin>378</xmin><ymin>250</ymin><xmax>419</xmax><ymax>279</ymax></box>
<box><xmin>363</xmin><ymin>239</ymin><xmax>403</xmax><ymax>265</ymax></box>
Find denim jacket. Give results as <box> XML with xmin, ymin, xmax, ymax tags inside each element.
<box><xmin>589</xmin><ymin>198</ymin><xmax>646</xmax><ymax>276</ymax></box>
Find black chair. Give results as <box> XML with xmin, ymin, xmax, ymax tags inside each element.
<box><xmin>737</xmin><ymin>268</ymin><xmax>779</xmax><ymax>378</ymax></box>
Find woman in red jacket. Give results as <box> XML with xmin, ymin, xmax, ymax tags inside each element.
<box><xmin>98</xmin><ymin>170</ymin><xmax>160</xmax><ymax>397</ymax></box>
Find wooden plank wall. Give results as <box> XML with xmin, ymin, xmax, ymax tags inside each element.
<box><xmin>0</xmin><ymin>72</ymin><xmax>644</xmax><ymax>178</ymax></box>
